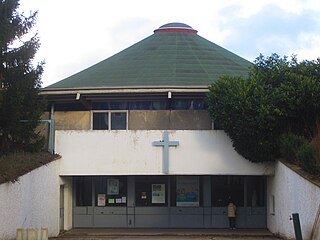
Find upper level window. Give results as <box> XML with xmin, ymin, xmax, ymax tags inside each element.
<box><xmin>91</xmin><ymin>99</ymin><xmax>207</xmax><ymax>111</ymax></box>
<box><xmin>92</xmin><ymin>111</ymin><xmax>127</xmax><ymax>130</ymax></box>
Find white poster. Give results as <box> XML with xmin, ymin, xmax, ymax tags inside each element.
<box><xmin>176</xmin><ymin>176</ymin><xmax>199</xmax><ymax>207</ymax></box>
<box><xmin>97</xmin><ymin>194</ymin><xmax>106</xmax><ymax>206</ymax></box>
<box><xmin>107</xmin><ymin>178</ymin><xmax>119</xmax><ymax>195</ymax></box>
<box><xmin>152</xmin><ymin>184</ymin><xmax>165</xmax><ymax>203</ymax></box>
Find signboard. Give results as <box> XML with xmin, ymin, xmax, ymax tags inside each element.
<box><xmin>176</xmin><ymin>176</ymin><xmax>199</xmax><ymax>207</ymax></box>
<box><xmin>107</xmin><ymin>179</ymin><xmax>119</xmax><ymax>195</ymax></box>
<box><xmin>97</xmin><ymin>194</ymin><xmax>106</xmax><ymax>206</ymax></box>
<box><xmin>152</xmin><ymin>184</ymin><xmax>165</xmax><ymax>204</ymax></box>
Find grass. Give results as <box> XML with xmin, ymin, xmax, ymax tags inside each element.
<box><xmin>281</xmin><ymin>159</ymin><xmax>320</xmax><ymax>187</ymax></box>
<box><xmin>0</xmin><ymin>151</ymin><xmax>60</xmax><ymax>184</ymax></box>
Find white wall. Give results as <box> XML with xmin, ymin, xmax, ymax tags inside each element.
<box><xmin>59</xmin><ymin>177</ymin><xmax>73</xmax><ymax>231</ymax></box>
<box><xmin>0</xmin><ymin>161</ymin><xmax>60</xmax><ymax>240</ymax></box>
<box><xmin>55</xmin><ymin>130</ymin><xmax>274</xmax><ymax>176</ymax></box>
<box><xmin>267</xmin><ymin>161</ymin><xmax>320</xmax><ymax>239</ymax></box>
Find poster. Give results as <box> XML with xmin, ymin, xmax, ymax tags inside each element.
<box><xmin>97</xmin><ymin>194</ymin><xmax>106</xmax><ymax>206</ymax></box>
<box><xmin>176</xmin><ymin>176</ymin><xmax>199</xmax><ymax>206</ymax></box>
<box><xmin>152</xmin><ymin>184</ymin><xmax>165</xmax><ymax>203</ymax></box>
<box><xmin>107</xmin><ymin>178</ymin><xmax>119</xmax><ymax>195</ymax></box>
<box><xmin>141</xmin><ymin>192</ymin><xmax>147</xmax><ymax>199</ymax></box>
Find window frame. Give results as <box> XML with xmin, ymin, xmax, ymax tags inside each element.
<box><xmin>91</xmin><ymin>110</ymin><xmax>128</xmax><ymax>130</ymax></box>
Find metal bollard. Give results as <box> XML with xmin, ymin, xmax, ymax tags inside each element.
<box><xmin>292</xmin><ymin>213</ymin><xmax>303</xmax><ymax>240</ymax></box>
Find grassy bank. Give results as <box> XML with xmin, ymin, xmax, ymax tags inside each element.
<box><xmin>0</xmin><ymin>151</ymin><xmax>60</xmax><ymax>184</ymax></box>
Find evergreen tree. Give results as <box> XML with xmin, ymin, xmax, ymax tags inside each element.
<box><xmin>0</xmin><ymin>0</ymin><xmax>44</xmax><ymax>155</ymax></box>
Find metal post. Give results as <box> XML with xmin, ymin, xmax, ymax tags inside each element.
<box><xmin>292</xmin><ymin>213</ymin><xmax>303</xmax><ymax>240</ymax></box>
<box><xmin>48</xmin><ymin>104</ymin><xmax>55</xmax><ymax>154</ymax></box>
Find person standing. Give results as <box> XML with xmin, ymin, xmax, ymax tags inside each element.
<box><xmin>227</xmin><ymin>200</ymin><xmax>237</xmax><ymax>229</ymax></box>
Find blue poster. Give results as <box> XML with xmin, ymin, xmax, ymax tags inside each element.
<box><xmin>176</xmin><ymin>176</ymin><xmax>199</xmax><ymax>206</ymax></box>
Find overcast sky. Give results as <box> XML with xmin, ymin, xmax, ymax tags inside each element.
<box><xmin>18</xmin><ymin>0</ymin><xmax>320</xmax><ymax>87</ymax></box>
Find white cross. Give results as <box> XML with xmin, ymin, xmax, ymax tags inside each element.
<box><xmin>152</xmin><ymin>130</ymin><xmax>179</xmax><ymax>174</ymax></box>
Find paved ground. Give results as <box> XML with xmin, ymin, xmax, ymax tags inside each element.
<box><xmin>52</xmin><ymin>237</ymin><xmax>280</xmax><ymax>240</ymax></box>
<box><xmin>50</xmin><ymin>229</ymin><xmax>283</xmax><ymax>240</ymax></box>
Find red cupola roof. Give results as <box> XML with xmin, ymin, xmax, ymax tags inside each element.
<box><xmin>154</xmin><ymin>22</ymin><xmax>198</xmax><ymax>34</ymax></box>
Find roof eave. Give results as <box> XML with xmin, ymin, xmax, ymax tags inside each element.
<box><xmin>40</xmin><ymin>85</ymin><xmax>210</xmax><ymax>96</ymax></box>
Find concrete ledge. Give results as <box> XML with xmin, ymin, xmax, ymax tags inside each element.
<box><xmin>16</xmin><ymin>228</ymin><xmax>48</xmax><ymax>240</ymax></box>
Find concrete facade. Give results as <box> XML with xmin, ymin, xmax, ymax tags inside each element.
<box><xmin>0</xmin><ymin>161</ymin><xmax>60</xmax><ymax>240</ymax></box>
<box><xmin>267</xmin><ymin>161</ymin><xmax>320</xmax><ymax>239</ymax></box>
<box><xmin>55</xmin><ymin>130</ymin><xmax>274</xmax><ymax>176</ymax></box>
<box><xmin>49</xmin><ymin>110</ymin><xmax>212</xmax><ymax>131</ymax></box>
<box><xmin>55</xmin><ymin>111</ymin><xmax>91</xmax><ymax>130</ymax></box>
<box><xmin>59</xmin><ymin>177</ymin><xmax>73</xmax><ymax>231</ymax></box>
<box><xmin>129</xmin><ymin>110</ymin><xmax>212</xmax><ymax>130</ymax></box>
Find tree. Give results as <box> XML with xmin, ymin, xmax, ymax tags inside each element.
<box><xmin>207</xmin><ymin>54</ymin><xmax>320</xmax><ymax>167</ymax></box>
<box><xmin>0</xmin><ymin>0</ymin><xmax>44</xmax><ymax>156</ymax></box>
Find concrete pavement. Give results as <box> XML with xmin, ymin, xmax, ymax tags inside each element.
<box><xmin>50</xmin><ymin>229</ymin><xmax>282</xmax><ymax>239</ymax></box>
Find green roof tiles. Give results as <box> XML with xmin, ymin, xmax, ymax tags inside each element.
<box><xmin>46</xmin><ymin>24</ymin><xmax>252</xmax><ymax>89</ymax></box>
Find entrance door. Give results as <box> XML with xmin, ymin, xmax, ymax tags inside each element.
<box><xmin>211</xmin><ymin>176</ymin><xmax>244</xmax><ymax>228</ymax></box>
<box><xmin>211</xmin><ymin>176</ymin><xmax>266</xmax><ymax>228</ymax></box>
<box><xmin>59</xmin><ymin>185</ymin><xmax>64</xmax><ymax>231</ymax></box>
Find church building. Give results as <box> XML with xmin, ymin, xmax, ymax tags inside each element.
<box><xmin>40</xmin><ymin>23</ymin><xmax>274</xmax><ymax>230</ymax></box>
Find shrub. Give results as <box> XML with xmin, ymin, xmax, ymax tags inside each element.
<box><xmin>297</xmin><ymin>142</ymin><xmax>316</xmax><ymax>173</ymax></box>
<box><xmin>279</xmin><ymin>133</ymin><xmax>307</xmax><ymax>162</ymax></box>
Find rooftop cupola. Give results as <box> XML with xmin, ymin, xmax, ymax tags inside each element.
<box><xmin>154</xmin><ymin>22</ymin><xmax>198</xmax><ymax>34</ymax></box>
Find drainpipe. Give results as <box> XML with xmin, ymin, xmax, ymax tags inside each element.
<box><xmin>21</xmin><ymin>104</ymin><xmax>55</xmax><ymax>154</ymax></box>
<box><xmin>48</xmin><ymin>104</ymin><xmax>55</xmax><ymax>154</ymax></box>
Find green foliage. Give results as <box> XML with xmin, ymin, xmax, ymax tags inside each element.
<box><xmin>207</xmin><ymin>75</ymin><xmax>280</xmax><ymax>162</ymax></box>
<box><xmin>297</xmin><ymin>142</ymin><xmax>316</xmax><ymax>173</ymax></box>
<box><xmin>207</xmin><ymin>53</ymin><xmax>320</xmax><ymax>167</ymax></box>
<box><xmin>279</xmin><ymin>133</ymin><xmax>307</xmax><ymax>162</ymax></box>
<box><xmin>0</xmin><ymin>0</ymin><xmax>45</xmax><ymax>156</ymax></box>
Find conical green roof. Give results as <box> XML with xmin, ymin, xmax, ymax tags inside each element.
<box><xmin>46</xmin><ymin>23</ymin><xmax>251</xmax><ymax>89</ymax></box>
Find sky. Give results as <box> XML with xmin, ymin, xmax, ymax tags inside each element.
<box><xmin>18</xmin><ymin>0</ymin><xmax>320</xmax><ymax>87</ymax></box>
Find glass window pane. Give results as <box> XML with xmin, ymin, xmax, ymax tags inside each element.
<box><xmin>152</xmin><ymin>101</ymin><xmax>168</xmax><ymax>110</ymax></box>
<box><xmin>93</xmin><ymin>112</ymin><xmax>108</xmax><ymax>130</ymax></box>
<box><xmin>109</xmin><ymin>102</ymin><xmax>127</xmax><ymax>110</ymax></box>
<box><xmin>212</xmin><ymin>176</ymin><xmax>244</xmax><ymax>207</ymax></box>
<box><xmin>95</xmin><ymin>176</ymin><xmax>127</xmax><ymax>207</ymax></box>
<box><xmin>172</xmin><ymin>100</ymin><xmax>191</xmax><ymax>110</ymax></box>
<box><xmin>135</xmin><ymin>176</ymin><xmax>167</xmax><ymax>206</ymax></box>
<box><xmin>170</xmin><ymin>176</ymin><xmax>202</xmax><ymax>207</ymax></box>
<box><xmin>75</xmin><ymin>177</ymin><xmax>92</xmax><ymax>206</ymax></box>
<box><xmin>247</xmin><ymin>176</ymin><xmax>265</xmax><ymax>207</ymax></box>
<box><xmin>111</xmin><ymin>112</ymin><xmax>127</xmax><ymax>130</ymax></box>
<box><xmin>176</xmin><ymin>176</ymin><xmax>200</xmax><ymax>207</ymax></box>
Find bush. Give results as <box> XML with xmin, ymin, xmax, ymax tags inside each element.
<box><xmin>279</xmin><ymin>133</ymin><xmax>307</xmax><ymax>162</ymax></box>
<box><xmin>279</xmin><ymin>133</ymin><xmax>320</xmax><ymax>175</ymax></box>
<box><xmin>297</xmin><ymin>142</ymin><xmax>316</xmax><ymax>173</ymax></box>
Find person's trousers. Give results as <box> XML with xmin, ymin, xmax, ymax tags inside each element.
<box><xmin>229</xmin><ymin>217</ymin><xmax>236</xmax><ymax>228</ymax></box>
